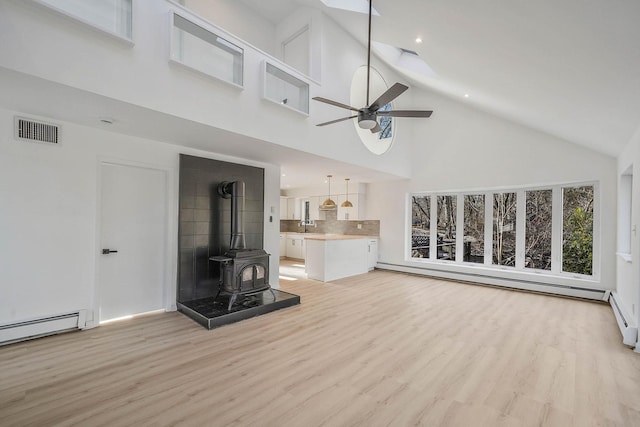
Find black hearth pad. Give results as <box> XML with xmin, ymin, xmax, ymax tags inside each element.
<box><xmin>177</xmin><ymin>289</ymin><xmax>300</xmax><ymax>330</ymax></box>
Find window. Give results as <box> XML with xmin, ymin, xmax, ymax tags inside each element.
<box><xmin>409</xmin><ymin>182</ymin><xmax>597</xmax><ymax>279</ymax></box>
<box><xmin>263</xmin><ymin>62</ymin><xmax>310</xmax><ymax>115</ymax></box>
<box><xmin>171</xmin><ymin>13</ymin><xmax>244</xmax><ymax>87</ymax></box>
<box><xmin>411</xmin><ymin>196</ymin><xmax>430</xmax><ymax>258</ymax></box>
<box><xmin>525</xmin><ymin>190</ymin><xmax>552</xmax><ymax>270</ymax></box>
<box><xmin>562</xmin><ymin>186</ymin><xmax>594</xmax><ymax>275</ymax></box>
<box><xmin>35</xmin><ymin>0</ymin><xmax>132</xmax><ymax>40</ymax></box>
<box><xmin>463</xmin><ymin>195</ymin><xmax>485</xmax><ymax>264</ymax></box>
<box><xmin>493</xmin><ymin>192</ymin><xmax>517</xmax><ymax>267</ymax></box>
<box><xmin>378</xmin><ymin>103</ymin><xmax>393</xmax><ymax>140</ymax></box>
<box><xmin>437</xmin><ymin>195</ymin><xmax>457</xmax><ymax>260</ymax></box>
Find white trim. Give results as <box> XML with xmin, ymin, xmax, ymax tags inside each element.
<box><xmin>617</xmin><ymin>252</ymin><xmax>632</xmax><ymax>263</ymax></box>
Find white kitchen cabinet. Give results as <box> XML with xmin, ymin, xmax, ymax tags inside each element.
<box><xmin>280</xmin><ymin>197</ymin><xmax>288</xmax><ymax>219</ymax></box>
<box><xmin>285</xmin><ymin>235</ymin><xmax>305</xmax><ymax>259</ymax></box>
<box><xmin>367</xmin><ymin>239</ymin><xmax>378</xmax><ymax>270</ymax></box>
<box><xmin>279</xmin><ymin>234</ymin><xmax>286</xmax><ymax>258</ymax></box>
<box><xmin>305</xmin><ymin>236</ymin><xmax>370</xmax><ymax>282</ymax></box>
<box><xmin>309</xmin><ymin>196</ymin><xmax>321</xmax><ymax>221</ymax></box>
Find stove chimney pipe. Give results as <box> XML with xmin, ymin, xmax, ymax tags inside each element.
<box><xmin>218</xmin><ymin>180</ymin><xmax>246</xmax><ymax>251</ymax></box>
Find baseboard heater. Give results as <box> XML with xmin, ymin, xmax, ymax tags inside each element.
<box><xmin>609</xmin><ymin>292</ymin><xmax>638</xmax><ymax>347</ymax></box>
<box><xmin>376</xmin><ymin>262</ymin><xmax>607</xmax><ymax>300</ymax></box>
<box><xmin>0</xmin><ymin>310</ymin><xmax>87</xmax><ymax>346</ymax></box>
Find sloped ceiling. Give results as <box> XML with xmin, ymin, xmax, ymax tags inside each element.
<box><xmin>242</xmin><ymin>0</ymin><xmax>640</xmax><ymax>157</ymax></box>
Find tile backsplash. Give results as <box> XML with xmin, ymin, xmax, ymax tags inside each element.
<box><xmin>280</xmin><ymin>219</ymin><xmax>380</xmax><ymax>236</ymax></box>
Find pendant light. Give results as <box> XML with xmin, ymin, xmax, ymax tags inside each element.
<box><xmin>341</xmin><ymin>178</ymin><xmax>353</xmax><ymax>208</ymax></box>
<box><xmin>321</xmin><ymin>175</ymin><xmax>336</xmax><ymax>208</ymax></box>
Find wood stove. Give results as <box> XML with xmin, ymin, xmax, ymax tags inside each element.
<box><xmin>210</xmin><ymin>181</ymin><xmax>272</xmax><ymax>310</ymax></box>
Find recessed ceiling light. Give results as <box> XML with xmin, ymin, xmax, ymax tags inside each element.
<box><xmin>464</xmin><ymin>93</ymin><xmax>470</xmax><ymax>98</ymax></box>
<box><xmin>415</xmin><ymin>37</ymin><xmax>422</xmax><ymax>43</ymax></box>
<box><xmin>282</xmin><ymin>173</ymin><xmax>286</xmax><ymax>177</ymax></box>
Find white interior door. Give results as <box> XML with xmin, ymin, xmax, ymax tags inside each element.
<box><xmin>98</xmin><ymin>162</ymin><xmax>167</xmax><ymax>322</ymax></box>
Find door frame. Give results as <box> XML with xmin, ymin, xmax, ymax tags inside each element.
<box><xmin>91</xmin><ymin>157</ymin><xmax>174</xmax><ymax>328</ymax></box>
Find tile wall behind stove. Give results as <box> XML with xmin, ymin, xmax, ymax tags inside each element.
<box><xmin>178</xmin><ymin>154</ymin><xmax>264</xmax><ymax>303</ymax></box>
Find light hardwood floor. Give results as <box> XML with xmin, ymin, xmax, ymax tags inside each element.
<box><xmin>1</xmin><ymin>266</ymin><xmax>639</xmax><ymax>426</ymax></box>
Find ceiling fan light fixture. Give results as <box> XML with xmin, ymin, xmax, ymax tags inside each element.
<box><xmin>358</xmin><ymin>119</ymin><xmax>378</xmax><ymax>130</ymax></box>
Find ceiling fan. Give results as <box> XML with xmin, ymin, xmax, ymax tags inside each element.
<box><xmin>313</xmin><ymin>0</ymin><xmax>433</xmax><ymax>133</ymax></box>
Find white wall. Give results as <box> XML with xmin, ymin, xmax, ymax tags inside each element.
<box><xmin>617</xmin><ymin>126</ymin><xmax>640</xmax><ymax>342</ymax></box>
<box><xmin>182</xmin><ymin>0</ymin><xmax>277</xmax><ymax>56</ymax></box>
<box><xmin>368</xmin><ymin>88</ymin><xmax>617</xmax><ymax>292</ymax></box>
<box><xmin>0</xmin><ymin>107</ymin><xmax>281</xmax><ymax>326</ymax></box>
<box><xmin>0</xmin><ymin>0</ymin><xmax>413</xmax><ymax>181</ymax></box>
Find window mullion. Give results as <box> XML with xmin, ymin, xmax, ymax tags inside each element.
<box><xmin>515</xmin><ymin>189</ymin><xmax>526</xmax><ymax>269</ymax></box>
<box><xmin>430</xmin><ymin>194</ymin><xmax>437</xmax><ymax>260</ymax></box>
<box><xmin>551</xmin><ymin>186</ymin><xmax>562</xmax><ymax>273</ymax></box>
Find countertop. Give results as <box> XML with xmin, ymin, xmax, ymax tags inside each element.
<box><xmin>280</xmin><ymin>232</ymin><xmax>378</xmax><ymax>241</ymax></box>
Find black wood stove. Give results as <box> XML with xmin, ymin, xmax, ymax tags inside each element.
<box><xmin>210</xmin><ymin>181</ymin><xmax>273</xmax><ymax>310</ymax></box>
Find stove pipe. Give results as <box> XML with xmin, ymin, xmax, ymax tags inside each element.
<box><xmin>218</xmin><ymin>180</ymin><xmax>246</xmax><ymax>251</ymax></box>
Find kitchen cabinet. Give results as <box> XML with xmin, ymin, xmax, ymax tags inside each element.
<box><xmin>367</xmin><ymin>239</ymin><xmax>378</xmax><ymax>270</ymax></box>
<box><xmin>305</xmin><ymin>235</ymin><xmax>372</xmax><ymax>282</ymax></box>
<box><xmin>279</xmin><ymin>197</ymin><xmax>288</xmax><ymax>219</ymax></box>
<box><xmin>279</xmin><ymin>234</ymin><xmax>286</xmax><ymax>258</ymax></box>
<box><xmin>285</xmin><ymin>234</ymin><xmax>305</xmax><ymax>260</ymax></box>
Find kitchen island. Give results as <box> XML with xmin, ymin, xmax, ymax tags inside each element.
<box><xmin>304</xmin><ymin>234</ymin><xmax>378</xmax><ymax>282</ymax></box>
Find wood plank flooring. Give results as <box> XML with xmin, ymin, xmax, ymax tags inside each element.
<box><xmin>1</xmin><ymin>266</ymin><xmax>639</xmax><ymax>426</ymax></box>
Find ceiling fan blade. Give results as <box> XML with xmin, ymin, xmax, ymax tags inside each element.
<box><xmin>312</xmin><ymin>97</ymin><xmax>360</xmax><ymax>112</ymax></box>
<box><xmin>370</xmin><ymin>123</ymin><xmax>382</xmax><ymax>133</ymax></box>
<box><xmin>316</xmin><ymin>115</ymin><xmax>358</xmax><ymax>126</ymax></box>
<box><xmin>377</xmin><ymin>110</ymin><xmax>433</xmax><ymax>118</ymax></box>
<box><xmin>369</xmin><ymin>83</ymin><xmax>409</xmax><ymax>111</ymax></box>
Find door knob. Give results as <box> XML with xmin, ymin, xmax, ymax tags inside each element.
<box><xmin>102</xmin><ymin>249</ymin><xmax>118</xmax><ymax>254</ymax></box>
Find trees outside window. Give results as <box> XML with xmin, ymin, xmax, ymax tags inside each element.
<box><xmin>437</xmin><ymin>195</ymin><xmax>457</xmax><ymax>260</ymax></box>
<box><xmin>562</xmin><ymin>186</ymin><xmax>594</xmax><ymax>275</ymax></box>
<box><xmin>411</xmin><ymin>196</ymin><xmax>430</xmax><ymax>258</ymax></box>
<box><xmin>409</xmin><ymin>183</ymin><xmax>596</xmax><ymax>278</ymax></box>
<box><xmin>463</xmin><ymin>195</ymin><xmax>484</xmax><ymax>263</ymax></box>
<box><xmin>525</xmin><ymin>190</ymin><xmax>552</xmax><ymax>270</ymax></box>
<box><xmin>493</xmin><ymin>193</ymin><xmax>517</xmax><ymax>267</ymax></box>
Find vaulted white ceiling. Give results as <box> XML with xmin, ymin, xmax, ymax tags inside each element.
<box><xmin>243</xmin><ymin>0</ymin><xmax>640</xmax><ymax>158</ymax></box>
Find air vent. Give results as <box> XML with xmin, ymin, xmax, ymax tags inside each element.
<box><xmin>14</xmin><ymin>117</ymin><xmax>60</xmax><ymax>145</ymax></box>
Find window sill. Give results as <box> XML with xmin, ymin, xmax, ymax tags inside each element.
<box><xmin>617</xmin><ymin>252</ymin><xmax>632</xmax><ymax>263</ymax></box>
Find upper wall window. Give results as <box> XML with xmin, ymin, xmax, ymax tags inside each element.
<box><xmin>263</xmin><ymin>62</ymin><xmax>310</xmax><ymax>115</ymax></box>
<box><xmin>35</xmin><ymin>0</ymin><xmax>132</xmax><ymax>40</ymax></box>
<box><xmin>170</xmin><ymin>13</ymin><xmax>244</xmax><ymax>88</ymax></box>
